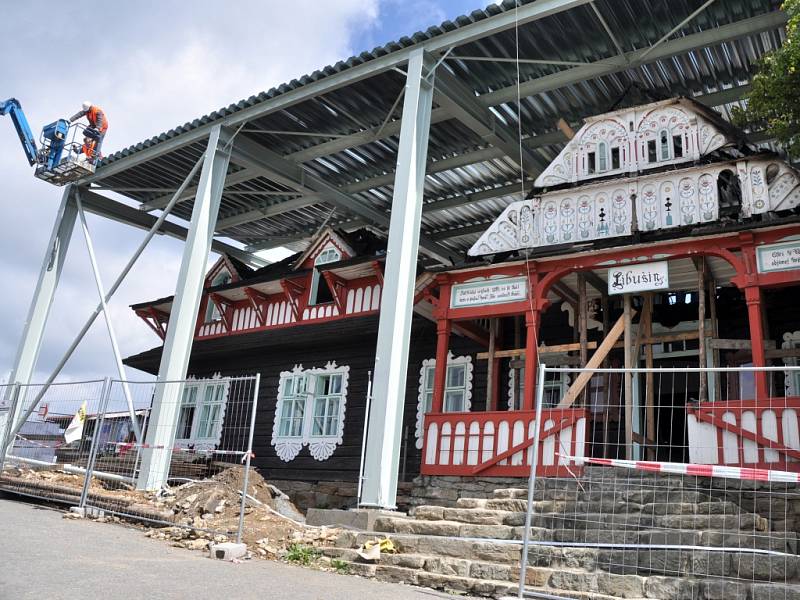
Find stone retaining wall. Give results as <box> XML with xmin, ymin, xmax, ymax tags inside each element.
<box><xmin>269</xmin><ymin>479</ymin><xmax>414</xmax><ymax>513</ymax></box>
<box><xmin>410</xmin><ymin>475</ymin><xmax>528</xmax><ymax>508</ymax></box>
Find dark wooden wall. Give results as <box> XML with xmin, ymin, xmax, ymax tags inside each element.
<box><xmin>126</xmin><ymin>314</ymin><xmax>485</xmax><ymax>484</ymax></box>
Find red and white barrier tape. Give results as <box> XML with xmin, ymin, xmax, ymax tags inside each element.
<box><xmin>564</xmin><ymin>454</ymin><xmax>800</xmax><ymax>484</ymax></box>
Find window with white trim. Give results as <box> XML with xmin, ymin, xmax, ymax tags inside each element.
<box><xmin>508</xmin><ymin>366</ymin><xmax>570</xmax><ymax>410</ymax></box>
<box><xmin>204</xmin><ymin>270</ymin><xmax>232</xmax><ymax>323</ymax></box>
<box><xmin>175</xmin><ymin>376</ymin><xmax>229</xmax><ymax>450</ymax></box>
<box><xmin>272</xmin><ymin>362</ymin><xmax>349</xmax><ymax>461</ymax></box>
<box><xmin>309</xmin><ymin>245</ymin><xmax>341</xmax><ymax>306</ymax></box>
<box><xmin>415</xmin><ymin>353</ymin><xmax>473</xmax><ymax>449</ymax></box>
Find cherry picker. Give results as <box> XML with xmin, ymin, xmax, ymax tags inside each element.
<box><xmin>1</xmin><ymin>98</ymin><xmax>96</xmax><ymax>185</ymax></box>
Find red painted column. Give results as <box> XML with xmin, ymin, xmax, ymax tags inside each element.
<box><xmin>744</xmin><ymin>285</ymin><xmax>769</xmax><ymax>400</ymax></box>
<box><xmin>432</xmin><ymin>318</ymin><xmax>451</xmax><ymax>413</ymax></box>
<box><xmin>523</xmin><ymin>309</ymin><xmax>540</xmax><ymax>411</ymax></box>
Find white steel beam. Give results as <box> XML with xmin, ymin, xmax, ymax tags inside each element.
<box><xmin>481</xmin><ymin>11</ymin><xmax>786</xmax><ymax>106</ymax></box>
<box><xmin>230</xmin><ymin>135</ymin><xmax>453</xmax><ymax>264</ymax></box>
<box><xmin>82</xmin><ymin>0</ymin><xmax>589</xmax><ymax>184</ymax></box>
<box><xmin>140</xmin><ymin>168</ymin><xmax>259</xmax><ymax>212</ymax></box>
<box><xmin>432</xmin><ymin>66</ymin><xmax>547</xmax><ymax>175</ymax></box>
<box><xmin>79</xmin><ymin>190</ymin><xmax>265</xmax><ymax>268</ymax></box>
<box><xmin>74</xmin><ymin>191</ymin><xmax>142</xmax><ymax>443</ymax></box>
<box><xmin>2</xmin><ymin>186</ymin><xmax>77</xmax><ymax>434</ymax></box>
<box><xmin>360</xmin><ymin>47</ymin><xmax>435</xmax><ymax>509</ymax></box>
<box><xmin>137</xmin><ymin>125</ymin><xmax>232</xmax><ymax>490</ymax></box>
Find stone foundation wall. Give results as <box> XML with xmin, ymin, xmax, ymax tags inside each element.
<box><xmin>410</xmin><ymin>475</ymin><xmax>528</xmax><ymax>508</ymax></box>
<box><xmin>270</xmin><ymin>479</ymin><xmax>414</xmax><ymax>513</ymax></box>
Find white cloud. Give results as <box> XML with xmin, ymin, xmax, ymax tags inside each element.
<box><xmin>0</xmin><ymin>0</ymin><xmax>379</xmax><ymax>382</ymax></box>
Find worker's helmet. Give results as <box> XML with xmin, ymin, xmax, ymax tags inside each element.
<box><xmin>82</xmin><ymin>100</ymin><xmax>92</xmax><ymax>111</ymax></box>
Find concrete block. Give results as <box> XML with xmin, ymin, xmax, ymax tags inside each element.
<box><xmin>209</xmin><ymin>542</ymin><xmax>247</xmax><ymax>561</ymax></box>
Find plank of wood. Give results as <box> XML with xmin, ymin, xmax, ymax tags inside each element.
<box><xmin>710</xmin><ymin>338</ymin><xmax>777</xmax><ymax>350</ymax></box>
<box><xmin>557</xmin><ymin>311</ymin><xmax>630</xmax><ymax>409</ymax></box>
<box><xmin>477</xmin><ymin>341</ymin><xmax>598</xmax><ymax>360</ymax></box>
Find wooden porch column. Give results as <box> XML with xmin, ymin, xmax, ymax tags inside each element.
<box><xmin>431</xmin><ymin>318</ymin><xmax>452</xmax><ymax>413</ymax></box>
<box><xmin>523</xmin><ymin>309</ymin><xmax>540</xmax><ymax>411</ymax></box>
<box><xmin>486</xmin><ymin>319</ymin><xmax>501</xmax><ymax>411</ymax></box>
<box><xmin>744</xmin><ymin>285</ymin><xmax>769</xmax><ymax>400</ymax></box>
<box><xmin>623</xmin><ymin>294</ymin><xmax>634</xmax><ymax>460</ymax></box>
<box><xmin>697</xmin><ymin>260</ymin><xmax>708</xmax><ymax>403</ymax></box>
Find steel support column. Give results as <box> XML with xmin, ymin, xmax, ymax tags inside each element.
<box><xmin>137</xmin><ymin>125</ymin><xmax>232</xmax><ymax>490</ymax></box>
<box><xmin>3</xmin><ymin>186</ymin><xmax>77</xmax><ymax>439</ymax></box>
<box><xmin>360</xmin><ymin>48</ymin><xmax>435</xmax><ymax>509</ymax></box>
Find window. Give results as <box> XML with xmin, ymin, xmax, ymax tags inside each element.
<box><xmin>597</xmin><ymin>142</ymin><xmax>608</xmax><ymax>172</ymax></box>
<box><xmin>508</xmin><ymin>367</ymin><xmax>570</xmax><ymax>410</ymax></box>
<box><xmin>673</xmin><ymin>135</ymin><xmax>683</xmax><ymax>158</ymax></box>
<box><xmin>659</xmin><ymin>129</ymin><xmax>671</xmax><ymax>161</ymax></box>
<box><xmin>309</xmin><ymin>246</ymin><xmax>341</xmax><ymax>306</ymax></box>
<box><xmin>587</xmin><ymin>151</ymin><xmax>596</xmax><ymax>174</ymax></box>
<box><xmin>647</xmin><ymin>140</ymin><xmax>658</xmax><ymax>163</ymax></box>
<box><xmin>272</xmin><ymin>362</ymin><xmax>349</xmax><ymax>461</ymax></box>
<box><xmin>175</xmin><ymin>376</ymin><xmax>229</xmax><ymax>450</ymax></box>
<box><xmin>415</xmin><ymin>353</ymin><xmax>473</xmax><ymax>448</ymax></box>
<box><xmin>204</xmin><ymin>270</ymin><xmax>232</xmax><ymax>323</ymax></box>
<box><xmin>611</xmin><ymin>146</ymin><xmax>621</xmax><ymax>170</ymax></box>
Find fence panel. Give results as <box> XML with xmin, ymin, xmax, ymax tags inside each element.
<box><xmin>0</xmin><ymin>380</ymin><xmax>107</xmax><ymax>504</ymax></box>
<box><xmin>0</xmin><ymin>375</ymin><xmax>260</xmax><ymax>543</ymax></box>
<box><xmin>80</xmin><ymin>375</ymin><xmax>260</xmax><ymax>541</ymax></box>
<box><xmin>518</xmin><ymin>365</ymin><xmax>800</xmax><ymax>599</ymax></box>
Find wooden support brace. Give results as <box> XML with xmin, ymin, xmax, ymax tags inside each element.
<box><xmin>322</xmin><ymin>271</ymin><xmax>348</xmax><ymax>314</ymax></box>
<box><xmin>558</xmin><ymin>311</ymin><xmax>631</xmax><ymax>409</ymax></box>
<box><xmin>243</xmin><ymin>287</ymin><xmax>270</xmax><ymax>326</ymax></box>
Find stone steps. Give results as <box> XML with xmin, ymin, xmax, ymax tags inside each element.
<box><xmin>376</xmin><ymin>511</ymin><xmax>770</xmax><ymax>543</ymax></box>
<box><xmin>332</xmin><ymin>529</ymin><xmax>799</xmax><ymax>583</ymax></box>
<box><xmin>322</xmin><ymin>544</ymin><xmax>797</xmax><ymax>599</ymax></box>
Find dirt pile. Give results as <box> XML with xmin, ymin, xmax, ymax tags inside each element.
<box><xmin>2</xmin><ymin>465</ymin><xmax>338</xmax><ymax>558</ymax></box>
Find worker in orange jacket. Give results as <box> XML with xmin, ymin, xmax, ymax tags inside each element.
<box><xmin>70</xmin><ymin>101</ymin><xmax>108</xmax><ymax>163</ymax></box>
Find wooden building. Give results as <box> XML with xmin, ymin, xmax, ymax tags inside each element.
<box><xmin>124</xmin><ymin>227</ymin><xmax>486</xmax><ymax>506</ymax></box>
<box><xmin>126</xmin><ymin>97</ymin><xmax>800</xmax><ymax>507</ymax></box>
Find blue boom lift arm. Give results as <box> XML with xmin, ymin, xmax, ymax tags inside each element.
<box><xmin>0</xmin><ymin>98</ymin><xmax>38</xmax><ymax>166</ymax></box>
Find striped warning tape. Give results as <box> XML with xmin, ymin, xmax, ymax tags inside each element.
<box><xmin>562</xmin><ymin>455</ymin><xmax>800</xmax><ymax>484</ymax></box>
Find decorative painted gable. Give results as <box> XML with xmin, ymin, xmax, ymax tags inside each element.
<box><xmin>534</xmin><ymin>98</ymin><xmax>731</xmax><ymax>188</ymax></box>
<box><xmin>294</xmin><ymin>228</ymin><xmax>355</xmax><ymax>271</ymax></box>
<box><xmin>469</xmin><ymin>99</ymin><xmax>800</xmax><ymax>258</ymax></box>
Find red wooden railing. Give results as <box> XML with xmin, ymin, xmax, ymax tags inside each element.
<box><xmin>420</xmin><ymin>408</ymin><xmax>589</xmax><ymax>477</ymax></box>
<box><xmin>687</xmin><ymin>397</ymin><xmax>800</xmax><ymax>471</ymax></box>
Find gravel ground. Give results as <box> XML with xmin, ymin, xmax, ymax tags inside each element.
<box><xmin>0</xmin><ymin>494</ymin><xmax>472</xmax><ymax>600</ymax></box>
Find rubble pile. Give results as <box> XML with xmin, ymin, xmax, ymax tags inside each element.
<box><xmin>148</xmin><ymin>467</ymin><xmax>339</xmax><ymax>556</ymax></box>
<box><xmin>2</xmin><ymin>465</ymin><xmax>340</xmax><ymax>561</ymax></box>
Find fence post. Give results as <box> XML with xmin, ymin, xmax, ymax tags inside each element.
<box><xmin>518</xmin><ymin>364</ymin><xmax>548</xmax><ymax>599</ymax></box>
<box><xmin>237</xmin><ymin>373</ymin><xmax>261</xmax><ymax>545</ymax></box>
<box><xmin>79</xmin><ymin>377</ymin><xmax>113</xmax><ymax>509</ymax></box>
<box><xmin>0</xmin><ymin>383</ymin><xmax>22</xmax><ymax>474</ymax></box>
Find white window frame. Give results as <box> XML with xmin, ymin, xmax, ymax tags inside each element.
<box><xmin>174</xmin><ymin>374</ymin><xmax>230</xmax><ymax>451</ymax></box>
<box><xmin>414</xmin><ymin>352</ymin><xmax>473</xmax><ymax>449</ymax></box>
<box><xmin>204</xmin><ymin>269</ymin><xmax>232</xmax><ymax>323</ymax></box>
<box><xmin>508</xmin><ymin>366</ymin><xmax>570</xmax><ymax>410</ymax></box>
<box><xmin>271</xmin><ymin>361</ymin><xmax>349</xmax><ymax>461</ymax></box>
<box><xmin>309</xmin><ymin>244</ymin><xmax>341</xmax><ymax>306</ymax></box>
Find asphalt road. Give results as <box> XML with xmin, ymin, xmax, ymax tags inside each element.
<box><xmin>0</xmin><ymin>495</ymin><xmax>467</xmax><ymax>600</ymax></box>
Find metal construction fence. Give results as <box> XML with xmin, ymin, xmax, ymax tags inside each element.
<box><xmin>517</xmin><ymin>364</ymin><xmax>800</xmax><ymax>599</ymax></box>
<box><xmin>0</xmin><ymin>374</ymin><xmax>259</xmax><ymax>542</ymax></box>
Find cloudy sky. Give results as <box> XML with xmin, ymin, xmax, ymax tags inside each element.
<box><xmin>0</xmin><ymin>0</ymin><xmax>497</xmax><ymax>384</ymax></box>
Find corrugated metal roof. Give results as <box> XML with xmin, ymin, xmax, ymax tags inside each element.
<box><xmin>86</xmin><ymin>0</ymin><xmax>788</xmax><ymax>261</ymax></box>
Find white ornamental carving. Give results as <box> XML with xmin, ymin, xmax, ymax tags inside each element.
<box><xmin>271</xmin><ymin>362</ymin><xmax>349</xmax><ymax>462</ymax></box>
